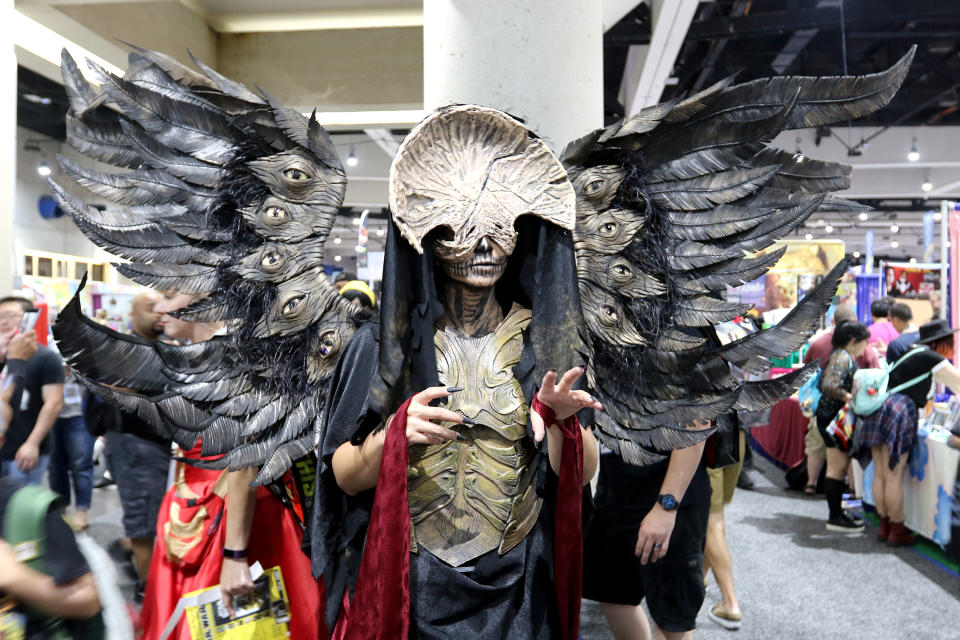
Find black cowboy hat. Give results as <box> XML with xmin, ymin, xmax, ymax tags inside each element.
<box><xmin>914</xmin><ymin>318</ymin><xmax>960</xmax><ymax>345</ymax></box>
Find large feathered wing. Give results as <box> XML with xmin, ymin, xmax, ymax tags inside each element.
<box><xmin>51</xmin><ymin>47</ymin><xmax>365</xmax><ymax>484</ymax></box>
<box><xmin>563</xmin><ymin>47</ymin><xmax>915</xmax><ymax>465</ymax></box>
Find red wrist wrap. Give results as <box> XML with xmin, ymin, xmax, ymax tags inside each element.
<box><xmin>532</xmin><ymin>392</ymin><xmax>556</xmax><ymax>427</ymax></box>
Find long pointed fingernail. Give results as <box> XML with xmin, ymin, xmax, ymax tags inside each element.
<box><xmin>456</xmin><ymin>433</ymin><xmax>466</xmax><ymax>442</ymax></box>
<box><xmin>447</xmin><ymin>386</ymin><xmax>463</xmax><ymax>393</ymax></box>
<box><xmin>461</xmin><ymin>414</ymin><xmax>476</xmax><ymax>426</ymax></box>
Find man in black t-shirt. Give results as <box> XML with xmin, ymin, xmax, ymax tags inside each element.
<box><xmin>0</xmin><ymin>477</ymin><xmax>102</xmax><ymax>638</ymax></box>
<box><xmin>0</xmin><ymin>297</ymin><xmax>64</xmax><ymax>485</ymax></box>
<box><xmin>102</xmin><ymin>292</ymin><xmax>170</xmax><ymax>589</ymax></box>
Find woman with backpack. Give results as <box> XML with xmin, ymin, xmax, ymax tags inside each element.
<box><xmin>854</xmin><ymin>319</ymin><xmax>960</xmax><ymax>546</ymax></box>
<box><xmin>816</xmin><ymin>321</ymin><xmax>871</xmax><ymax>532</ymax></box>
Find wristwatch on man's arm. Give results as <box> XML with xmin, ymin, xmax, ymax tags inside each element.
<box><xmin>657</xmin><ymin>494</ymin><xmax>679</xmax><ymax>511</ymax></box>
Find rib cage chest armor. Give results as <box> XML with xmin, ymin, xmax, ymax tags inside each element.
<box><xmin>407</xmin><ymin>305</ymin><xmax>541</xmax><ymax>567</ymax></box>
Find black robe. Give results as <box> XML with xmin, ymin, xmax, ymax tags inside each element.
<box><xmin>309</xmin><ymin>216</ymin><xmax>586</xmax><ymax>638</ymax></box>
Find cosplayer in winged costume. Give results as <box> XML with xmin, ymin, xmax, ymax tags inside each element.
<box><xmin>50</xmin><ymin>40</ymin><xmax>915</xmax><ymax>639</ymax></box>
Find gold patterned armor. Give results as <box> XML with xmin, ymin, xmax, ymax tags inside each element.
<box><xmin>407</xmin><ymin>305</ymin><xmax>541</xmax><ymax>567</ymax></box>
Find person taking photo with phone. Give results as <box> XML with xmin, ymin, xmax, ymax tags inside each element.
<box><xmin>0</xmin><ymin>297</ymin><xmax>64</xmax><ymax>485</ymax></box>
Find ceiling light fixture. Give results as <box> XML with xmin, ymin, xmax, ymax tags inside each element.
<box><xmin>23</xmin><ymin>93</ymin><xmax>52</xmax><ymax>106</ymax></box>
<box><xmin>37</xmin><ymin>162</ymin><xmax>51</xmax><ymax>177</ymax></box>
<box><xmin>825</xmin><ymin>225</ymin><xmax>834</xmax><ymax>233</ymax></box>
<box><xmin>909</xmin><ymin>257</ymin><xmax>917</xmax><ymax>264</ymax></box>
<box><xmin>352</xmin><ymin>217</ymin><xmax>361</xmax><ymax>226</ymax></box>
<box><xmin>891</xmin><ymin>240</ymin><xmax>899</xmax><ymax>248</ymax></box>
<box><xmin>890</xmin><ymin>224</ymin><xmax>899</xmax><ymax>233</ymax></box>
<box><xmin>853</xmin><ymin>251</ymin><xmax>861</xmax><ymax>258</ymax></box>
<box><xmin>933</xmin><ymin>212</ymin><xmax>943</xmax><ymax>222</ymax></box>
<box><xmin>922</xmin><ymin>179</ymin><xmax>933</xmax><ymax>192</ymax></box>
<box><xmin>907</xmin><ymin>137</ymin><xmax>920</xmax><ymax>162</ymax></box>
<box><xmin>346</xmin><ymin>147</ymin><xmax>358</xmax><ymax>167</ymax></box>
<box><xmin>376</xmin><ymin>229</ymin><xmax>386</xmax><ymax>237</ymax></box>
<box><xmin>804</xmin><ymin>233</ymin><xmax>813</xmax><ymax>241</ymax></box>
<box><xmin>334</xmin><ymin>255</ymin><xmax>342</xmax><ymax>263</ymax></box>
<box><xmin>333</xmin><ymin>237</ymin><xmax>342</xmax><ymax>245</ymax></box>
<box><xmin>858</xmin><ymin>212</ymin><xmax>869</xmax><ymax>222</ymax></box>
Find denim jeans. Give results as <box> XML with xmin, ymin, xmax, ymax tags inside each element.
<box><xmin>0</xmin><ymin>454</ymin><xmax>50</xmax><ymax>485</ymax></box>
<box><xmin>49</xmin><ymin>415</ymin><xmax>95</xmax><ymax>510</ymax></box>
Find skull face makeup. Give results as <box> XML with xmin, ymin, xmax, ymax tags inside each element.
<box><xmin>434</xmin><ymin>235</ymin><xmax>509</xmax><ymax>289</ymax></box>
<box><xmin>389</xmin><ymin>105</ymin><xmax>576</xmax><ymax>261</ymax></box>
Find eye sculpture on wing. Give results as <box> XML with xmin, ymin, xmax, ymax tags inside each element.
<box><xmin>255</xmin><ymin>270</ymin><xmax>347</xmax><ymax>338</ymax></box>
<box><xmin>230</xmin><ymin>237</ymin><xmax>327</xmax><ymax>283</ymax></box>
<box><xmin>306</xmin><ymin>319</ymin><xmax>353</xmax><ymax>384</ymax></box>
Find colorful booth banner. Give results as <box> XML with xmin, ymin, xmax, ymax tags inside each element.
<box><xmin>883</xmin><ymin>262</ymin><xmax>941</xmax><ymax>299</ymax></box>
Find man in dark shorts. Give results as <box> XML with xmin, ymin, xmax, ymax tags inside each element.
<box><xmin>102</xmin><ymin>292</ymin><xmax>170</xmax><ymax>589</ymax></box>
<box><xmin>0</xmin><ymin>297</ymin><xmax>64</xmax><ymax>485</ymax></box>
<box><xmin>584</xmin><ymin>426</ymin><xmax>710</xmax><ymax>640</ymax></box>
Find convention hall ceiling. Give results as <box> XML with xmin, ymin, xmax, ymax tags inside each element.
<box><xmin>14</xmin><ymin>0</ymin><xmax>960</xmax><ymax>259</ymax></box>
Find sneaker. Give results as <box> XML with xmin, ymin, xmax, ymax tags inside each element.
<box><xmin>708</xmin><ymin>604</ymin><xmax>742</xmax><ymax>630</ymax></box>
<box><xmin>845</xmin><ymin>510</ymin><xmax>864</xmax><ymax>526</ymax></box>
<box><xmin>826</xmin><ymin>513</ymin><xmax>865</xmax><ymax>532</ymax></box>
<box><xmin>71</xmin><ymin>510</ymin><xmax>89</xmax><ymax>531</ymax></box>
<box><xmin>736</xmin><ymin>470</ymin><xmax>755</xmax><ymax>490</ymax></box>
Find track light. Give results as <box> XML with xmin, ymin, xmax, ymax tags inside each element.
<box><xmin>853</xmin><ymin>251</ymin><xmax>861</xmax><ymax>258</ymax></box>
<box><xmin>333</xmin><ymin>237</ymin><xmax>342</xmax><ymax>245</ymax></box>
<box><xmin>907</xmin><ymin>137</ymin><xmax>920</xmax><ymax>162</ymax></box>
<box><xmin>804</xmin><ymin>233</ymin><xmax>813</xmax><ymax>241</ymax></box>
<box><xmin>334</xmin><ymin>255</ymin><xmax>342</xmax><ymax>262</ymax></box>
<box><xmin>37</xmin><ymin>162</ymin><xmax>51</xmax><ymax>177</ymax></box>
<box><xmin>891</xmin><ymin>240</ymin><xmax>899</xmax><ymax>248</ymax></box>
<box><xmin>921</xmin><ymin>177</ymin><xmax>933</xmax><ymax>192</ymax></box>
<box><xmin>825</xmin><ymin>225</ymin><xmax>834</xmax><ymax>233</ymax></box>
<box><xmin>890</xmin><ymin>224</ymin><xmax>899</xmax><ymax>233</ymax></box>
<box><xmin>346</xmin><ymin>147</ymin><xmax>358</xmax><ymax>167</ymax></box>
<box><xmin>858</xmin><ymin>212</ymin><xmax>869</xmax><ymax>222</ymax></box>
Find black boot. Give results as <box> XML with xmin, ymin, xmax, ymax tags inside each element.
<box><xmin>824</xmin><ymin>477</ymin><xmax>863</xmax><ymax>532</ymax></box>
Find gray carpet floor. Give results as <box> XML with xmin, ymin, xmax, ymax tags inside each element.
<box><xmin>78</xmin><ymin>454</ymin><xmax>960</xmax><ymax>639</ymax></box>
<box><xmin>579</xmin><ymin>453</ymin><xmax>960</xmax><ymax>639</ymax></box>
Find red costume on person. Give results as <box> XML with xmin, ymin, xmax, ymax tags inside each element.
<box><xmin>140</xmin><ymin>442</ymin><xmax>325</xmax><ymax>640</ymax></box>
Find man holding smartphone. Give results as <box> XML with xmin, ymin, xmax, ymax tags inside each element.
<box><xmin>0</xmin><ymin>297</ymin><xmax>64</xmax><ymax>484</ymax></box>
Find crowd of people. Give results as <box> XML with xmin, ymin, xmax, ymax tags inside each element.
<box><xmin>804</xmin><ymin>298</ymin><xmax>960</xmax><ymax>544</ymax></box>
<box><xmin>0</xmin><ymin>282</ymin><xmax>955</xmax><ymax>639</ymax></box>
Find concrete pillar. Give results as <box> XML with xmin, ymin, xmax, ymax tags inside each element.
<box><xmin>423</xmin><ymin>0</ymin><xmax>604</xmax><ymax>152</ymax></box>
<box><xmin>1</xmin><ymin>0</ymin><xmax>15</xmax><ymax>292</ymax></box>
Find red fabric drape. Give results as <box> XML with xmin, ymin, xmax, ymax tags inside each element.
<box><xmin>342</xmin><ymin>398</ymin><xmax>413</xmax><ymax>640</ymax></box>
<box><xmin>533</xmin><ymin>393</ymin><xmax>583</xmax><ymax>640</ymax></box>
<box><xmin>552</xmin><ymin>414</ymin><xmax>583</xmax><ymax>640</ymax></box>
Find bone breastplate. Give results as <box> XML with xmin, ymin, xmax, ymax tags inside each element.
<box><xmin>407</xmin><ymin>305</ymin><xmax>540</xmax><ymax>567</ymax></box>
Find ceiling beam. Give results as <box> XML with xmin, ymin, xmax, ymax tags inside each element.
<box><xmin>621</xmin><ymin>0</ymin><xmax>699</xmax><ymax>115</ymax></box>
<box><xmin>197</xmin><ymin>7</ymin><xmax>424</xmax><ymax>33</ymax></box>
<box><xmin>12</xmin><ymin>8</ymin><xmax>125</xmax><ymax>83</ymax></box>
<box><xmin>686</xmin><ymin>0</ymin><xmax>960</xmax><ymax>42</ymax></box>
<box><xmin>362</xmin><ymin>128</ymin><xmax>401</xmax><ymax>158</ymax></box>
<box><xmin>603</xmin><ymin>0</ymin><xmax>644</xmax><ymax>32</ymax></box>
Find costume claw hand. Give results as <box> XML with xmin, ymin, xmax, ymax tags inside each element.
<box><xmin>532</xmin><ymin>366</ymin><xmax>603</xmax><ymax>443</ymax></box>
<box><xmin>406</xmin><ymin>386</ymin><xmax>466</xmax><ymax>446</ymax></box>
